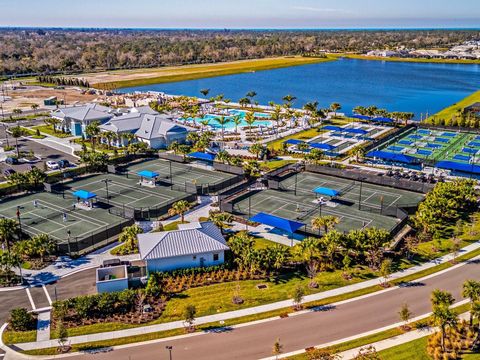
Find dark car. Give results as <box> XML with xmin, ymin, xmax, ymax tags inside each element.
<box><xmin>5</xmin><ymin>157</ymin><xmax>19</xmax><ymax>165</ymax></box>
<box><xmin>3</xmin><ymin>168</ymin><xmax>16</xmax><ymax>177</ymax></box>
<box><xmin>57</xmin><ymin>159</ymin><xmax>71</xmax><ymax>168</ymax></box>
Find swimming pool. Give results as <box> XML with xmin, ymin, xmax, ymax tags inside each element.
<box><xmin>183</xmin><ymin>109</ymin><xmax>272</xmax><ymax>130</ymax></box>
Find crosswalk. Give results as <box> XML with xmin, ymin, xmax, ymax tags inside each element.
<box><xmin>25</xmin><ymin>284</ymin><xmax>52</xmax><ymax>311</ymax></box>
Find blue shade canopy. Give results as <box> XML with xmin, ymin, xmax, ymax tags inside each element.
<box><xmin>371</xmin><ymin>117</ymin><xmax>394</xmax><ymax>123</ymax></box>
<box><xmin>188</xmin><ymin>152</ymin><xmax>216</xmax><ymax>161</ymax></box>
<box><xmin>435</xmin><ymin>138</ymin><xmax>450</xmax><ymax>143</ymax></box>
<box><xmin>137</xmin><ymin>170</ymin><xmax>159</xmax><ymax>179</ymax></box>
<box><xmin>284</xmin><ymin>139</ymin><xmax>305</xmax><ymax>145</ymax></box>
<box><xmin>453</xmin><ymin>154</ymin><xmax>471</xmax><ymax>162</ymax></box>
<box><xmin>343</xmin><ymin>128</ymin><xmax>368</xmax><ymax>135</ymax></box>
<box><xmin>398</xmin><ymin>140</ymin><xmax>413</xmax><ymax>145</ymax></box>
<box><xmin>467</xmin><ymin>141</ymin><xmax>480</xmax><ymax>147</ymax></box>
<box><xmin>427</xmin><ymin>143</ymin><xmax>443</xmax><ymax>148</ymax></box>
<box><xmin>313</xmin><ymin>187</ymin><xmax>340</xmax><ymax>197</ymax></box>
<box><xmin>322</xmin><ymin>125</ymin><xmax>342</xmax><ymax>131</ymax></box>
<box><xmin>436</xmin><ymin>161</ymin><xmax>480</xmax><ymax>174</ymax></box>
<box><xmin>442</xmin><ymin>132</ymin><xmax>456</xmax><ymax>137</ymax></box>
<box><xmin>417</xmin><ymin>129</ymin><xmax>431</xmax><ymax>135</ymax></box>
<box><xmin>366</xmin><ymin>150</ymin><xmax>418</xmax><ymax>164</ymax></box>
<box><xmin>72</xmin><ymin>190</ymin><xmax>97</xmax><ymax>200</ymax></box>
<box><xmin>350</xmin><ymin>114</ymin><xmax>371</xmax><ymax>120</ymax></box>
<box><xmin>387</xmin><ymin>146</ymin><xmax>404</xmax><ymax>152</ymax></box>
<box><xmin>417</xmin><ymin>149</ymin><xmax>432</xmax><ymax>156</ymax></box>
<box><xmin>310</xmin><ymin>143</ymin><xmax>335</xmax><ymax>151</ymax></box>
<box><xmin>249</xmin><ymin>212</ymin><xmax>305</xmax><ymax>233</ymax></box>
<box><xmin>462</xmin><ymin>147</ymin><xmax>478</xmax><ymax>154</ymax></box>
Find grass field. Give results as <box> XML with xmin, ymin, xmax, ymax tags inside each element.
<box><xmin>426</xmin><ymin>90</ymin><xmax>480</xmax><ymax>122</ymax></box>
<box><xmin>31</xmin><ymin>125</ymin><xmax>72</xmax><ymax>138</ymax></box>
<box><xmin>233</xmin><ymin>171</ymin><xmax>424</xmax><ymax>234</ymax></box>
<box><xmin>85</xmin><ymin>56</ymin><xmax>334</xmax><ymax>89</ymax></box>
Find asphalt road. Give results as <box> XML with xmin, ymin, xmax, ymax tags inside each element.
<box><xmin>60</xmin><ymin>259</ymin><xmax>480</xmax><ymax>360</ymax></box>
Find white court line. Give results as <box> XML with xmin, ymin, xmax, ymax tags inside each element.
<box><xmin>38</xmin><ymin>200</ymin><xmax>108</xmax><ymax>226</ymax></box>
<box><xmin>42</xmin><ymin>285</ymin><xmax>52</xmax><ymax>306</ymax></box>
<box><xmin>25</xmin><ymin>288</ymin><xmax>35</xmax><ymax>310</ymax></box>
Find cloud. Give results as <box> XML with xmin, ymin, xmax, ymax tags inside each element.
<box><xmin>292</xmin><ymin>6</ymin><xmax>349</xmax><ymax>13</ymax></box>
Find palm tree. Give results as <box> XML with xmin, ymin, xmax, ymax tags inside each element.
<box><xmin>216</xmin><ymin>150</ymin><xmax>230</xmax><ymax>164</ymax></box>
<box><xmin>200</xmin><ymin>89</ymin><xmax>210</xmax><ymax>98</ymax></box>
<box><xmin>199</xmin><ymin>119</ymin><xmax>210</xmax><ymax>133</ymax></box>
<box><xmin>215</xmin><ymin>116</ymin><xmax>231</xmax><ymax>144</ymax></box>
<box><xmin>208</xmin><ymin>212</ymin><xmax>232</xmax><ymax>235</ymax></box>
<box><xmin>84</xmin><ymin>121</ymin><xmax>100</xmax><ymax>152</ymax></box>
<box><xmin>293</xmin><ymin>237</ymin><xmax>323</xmax><ymax>286</ymax></box>
<box><xmin>10</xmin><ymin>126</ymin><xmax>23</xmax><ymax>157</ymax></box>
<box><xmin>244</xmin><ymin>111</ymin><xmax>256</xmax><ymax>139</ymax></box>
<box><xmin>168</xmin><ymin>200</ymin><xmax>191</xmax><ymax>223</ymax></box>
<box><xmin>270</xmin><ymin>106</ymin><xmax>283</xmax><ymax>137</ymax></box>
<box><xmin>178</xmin><ymin>144</ymin><xmax>191</xmax><ymax>161</ymax></box>
<box><xmin>282</xmin><ymin>95</ymin><xmax>296</xmax><ymax>107</ymax></box>
<box><xmin>12</xmin><ymin>108</ymin><xmax>22</xmax><ymax>118</ymax></box>
<box><xmin>249</xmin><ymin>143</ymin><xmax>265</xmax><ymax>160</ymax></box>
<box><xmin>462</xmin><ymin>280</ymin><xmax>480</xmax><ymax>326</ymax></box>
<box><xmin>246</xmin><ymin>91</ymin><xmax>257</xmax><ymax>107</ymax></box>
<box><xmin>31</xmin><ymin>104</ymin><xmax>39</xmax><ymax>115</ymax></box>
<box><xmin>239</xmin><ymin>97</ymin><xmax>251</xmax><ymax>108</ymax></box>
<box><xmin>353</xmin><ymin>106</ymin><xmax>366</xmax><ymax>115</ymax></box>
<box><xmin>471</xmin><ymin>301</ymin><xmax>480</xmax><ymax>335</ymax></box>
<box><xmin>26</xmin><ymin>167</ymin><xmax>46</xmax><ymax>189</ymax></box>
<box><xmin>0</xmin><ymin>218</ymin><xmax>19</xmax><ymax>254</ymax></box>
<box><xmin>118</xmin><ymin>224</ymin><xmax>143</xmax><ymax>253</ymax></box>
<box><xmin>311</xmin><ymin>215</ymin><xmax>340</xmax><ymax>235</ymax></box>
<box><xmin>330</xmin><ymin>103</ymin><xmax>341</xmax><ymax>118</ymax></box>
<box><xmin>232</xmin><ymin>115</ymin><xmax>242</xmax><ymax>133</ymax></box>
<box><xmin>103</xmin><ymin>131</ymin><xmax>116</xmax><ymax>149</ymax></box>
<box><xmin>432</xmin><ymin>305</ymin><xmax>457</xmax><ymax>352</ymax></box>
<box><xmin>431</xmin><ymin>289</ymin><xmax>455</xmax><ymax>308</ymax></box>
<box><xmin>123</xmin><ymin>133</ymin><xmax>136</xmax><ymax>148</ymax></box>
<box><xmin>29</xmin><ymin>234</ymin><xmax>55</xmax><ymax>264</ymax></box>
<box><xmin>168</xmin><ymin>141</ymin><xmax>181</xmax><ymax>155</ymax></box>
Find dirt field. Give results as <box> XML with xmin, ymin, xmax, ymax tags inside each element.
<box><xmin>1</xmin><ymin>86</ymin><xmax>98</xmax><ymax>112</ymax></box>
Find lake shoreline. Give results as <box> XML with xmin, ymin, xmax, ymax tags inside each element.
<box><xmin>332</xmin><ymin>53</ymin><xmax>480</xmax><ymax>65</ymax></box>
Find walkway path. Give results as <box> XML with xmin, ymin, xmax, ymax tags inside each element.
<box><xmin>27</xmin><ymin>133</ymin><xmax>81</xmax><ymax>158</ymax></box>
<box><xmin>35</xmin><ymin>310</ymin><xmax>51</xmax><ymax>342</ymax></box>
<box><xmin>11</xmin><ymin>240</ymin><xmax>480</xmax><ymax>351</ymax></box>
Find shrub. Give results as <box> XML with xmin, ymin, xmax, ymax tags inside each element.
<box><xmin>9</xmin><ymin>308</ymin><xmax>35</xmax><ymax>331</ymax></box>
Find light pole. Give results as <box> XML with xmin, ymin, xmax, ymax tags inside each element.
<box><xmin>67</xmin><ymin>230</ymin><xmax>72</xmax><ymax>257</ymax></box>
<box><xmin>102</xmin><ymin>179</ymin><xmax>112</xmax><ymax>204</ymax></box>
<box><xmin>166</xmin><ymin>345</ymin><xmax>173</xmax><ymax>360</ymax></box>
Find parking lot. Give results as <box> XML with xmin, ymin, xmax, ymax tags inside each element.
<box><xmin>0</xmin><ymin>124</ymin><xmax>78</xmax><ymax>181</ymax></box>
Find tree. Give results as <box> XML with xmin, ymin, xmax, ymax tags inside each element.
<box><xmin>216</xmin><ymin>116</ymin><xmax>230</xmax><ymax>144</ymax></box>
<box><xmin>398</xmin><ymin>303</ymin><xmax>412</xmax><ymax>330</ymax></box>
<box><xmin>311</xmin><ymin>216</ymin><xmax>340</xmax><ymax>235</ymax></box>
<box><xmin>10</xmin><ymin>126</ymin><xmax>23</xmax><ymax>157</ymax></box>
<box><xmin>56</xmin><ymin>319</ymin><xmax>69</xmax><ymax>351</ymax></box>
<box><xmin>379</xmin><ymin>258</ymin><xmax>392</xmax><ymax>286</ymax></box>
<box><xmin>352</xmin><ymin>346</ymin><xmax>381</xmax><ymax>360</ymax></box>
<box><xmin>239</xmin><ymin>97</ymin><xmax>251</xmax><ymax>108</ymax></box>
<box><xmin>44</xmin><ymin>117</ymin><xmax>61</xmax><ymax>133</ymax></box>
<box><xmin>80</xmin><ymin>152</ymin><xmax>108</xmax><ymax>172</ymax></box>
<box><xmin>272</xmin><ymin>338</ymin><xmax>283</xmax><ymax>360</ymax></box>
<box><xmin>31</xmin><ymin>104</ymin><xmax>39</xmax><ymax>115</ymax></box>
<box><xmin>432</xmin><ymin>305</ymin><xmax>457</xmax><ymax>351</ymax></box>
<box><xmin>26</xmin><ymin>167</ymin><xmax>46</xmax><ymax>189</ymax></box>
<box><xmin>431</xmin><ymin>289</ymin><xmax>455</xmax><ymax>309</ymax></box>
<box><xmin>183</xmin><ymin>304</ymin><xmax>196</xmax><ymax>331</ymax></box>
<box><xmin>9</xmin><ymin>308</ymin><xmax>35</xmax><ymax>331</ymax></box>
<box><xmin>330</xmin><ymin>103</ymin><xmax>341</xmax><ymax>117</ymax></box>
<box><xmin>84</xmin><ymin>121</ymin><xmax>101</xmax><ymax>152</ymax></box>
<box><xmin>12</xmin><ymin>108</ymin><xmax>23</xmax><ymax>118</ymax></box>
<box><xmin>293</xmin><ymin>237</ymin><xmax>323</xmax><ymax>287</ymax></box>
<box><xmin>244</xmin><ymin>111</ymin><xmax>256</xmax><ymax>137</ymax></box>
<box><xmin>232</xmin><ymin>115</ymin><xmax>242</xmax><ymax>133</ymax></box>
<box><xmin>177</xmin><ymin>144</ymin><xmax>192</xmax><ymax>160</ymax></box>
<box><xmin>249</xmin><ymin>143</ymin><xmax>265</xmax><ymax>160</ymax></box>
<box><xmin>292</xmin><ymin>285</ymin><xmax>305</xmax><ymax>310</ymax></box>
<box><xmin>216</xmin><ymin>150</ymin><xmax>230</xmax><ymax>164</ymax></box>
<box><xmin>282</xmin><ymin>94</ymin><xmax>296</xmax><ymax>107</ymax></box>
<box><xmin>168</xmin><ymin>141</ymin><xmax>180</xmax><ymax>155</ymax></box>
<box><xmin>306</xmin><ymin>348</ymin><xmax>339</xmax><ymax>360</ymax></box>
<box><xmin>462</xmin><ymin>280</ymin><xmax>480</xmax><ymax>326</ymax></box>
<box><xmin>199</xmin><ymin>88</ymin><xmax>210</xmax><ymax>97</ymax></box>
<box><xmin>208</xmin><ymin>212</ymin><xmax>232</xmax><ymax>235</ymax></box>
<box><xmin>168</xmin><ymin>200</ymin><xmax>191</xmax><ymax>223</ymax></box>
<box><xmin>0</xmin><ymin>218</ymin><xmax>19</xmax><ymax>254</ymax></box>
<box><xmin>118</xmin><ymin>224</ymin><xmax>143</xmax><ymax>254</ymax></box>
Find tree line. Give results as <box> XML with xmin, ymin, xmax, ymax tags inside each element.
<box><xmin>1</xmin><ymin>29</ymin><xmax>479</xmax><ymax>75</ymax></box>
<box><xmin>37</xmin><ymin>75</ymin><xmax>90</xmax><ymax>88</ymax></box>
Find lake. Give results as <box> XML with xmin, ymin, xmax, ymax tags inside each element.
<box><xmin>120</xmin><ymin>58</ymin><xmax>480</xmax><ymax>119</ymax></box>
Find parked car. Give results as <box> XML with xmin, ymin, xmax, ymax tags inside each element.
<box><xmin>3</xmin><ymin>168</ymin><xmax>16</xmax><ymax>177</ymax></box>
<box><xmin>57</xmin><ymin>159</ymin><xmax>71</xmax><ymax>168</ymax></box>
<box><xmin>5</xmin><ymin>157</ymin><xmax>19</xmax><ymax>165</ymax></box>
<box><xmin>46</xmin><ymin>160</ymin><xmax>59</xmax><ymax>170</ymax></box>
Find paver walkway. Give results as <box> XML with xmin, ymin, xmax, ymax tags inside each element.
<box><xmin>36</xmin><ymin>310</ymin><xmax>51</xmax><ymax>342</ymax></box>
<box><xmin>12</xmin><ymin>241</ymin><xmax>480</xmax><ymax>351</ymax></box>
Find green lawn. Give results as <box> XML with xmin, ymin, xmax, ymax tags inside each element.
<box><xmin>31</xmin><ymin>125</ymin><xmax>72</xmax><ymax>138</ymax></box>
<box><xmin>20</xmin><ymin>127</ymin><xmax>46</xmax><ymax>139</ymax></box>
<box><xmin>262</xmin><ymin>159</ymin><xmax>298</xmax><ymax>171</ymax></box>
<box><xmin>2</xmin><ymin>329</ymin><xmax>37</xmax><ymax>344</ymax></box>
<box><xmin>267</xmin><ymin>127</ymin><xmax>324</xmax><ymax>151</ymax></box>
<box><xmin>426</xmin><ymin>90</ymin><xmax>480</xmax><ymax>122</ymax></box>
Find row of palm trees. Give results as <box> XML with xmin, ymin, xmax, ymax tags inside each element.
<box><xmin>353</xmin><ymin>105</ymin><xmax>414</xmax><ymax>125</ymax></box>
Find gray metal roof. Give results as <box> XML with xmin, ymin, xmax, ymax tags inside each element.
<box><xmin>99</xmin><ymin>112</ymin><xmax>145</xmax><ymax>133</ymax></box>
<box><xmin>134</xmin><ymin>114</ymin><xmax>191</xmax><ymax>140</ymax></box>
<box><xmin>138</xmin><ymin>222</ymin><xmax>229</xmax><ymax>260</ymax></box>
<box><xmin>51</xmin><ymin>103</ymin><xmax>113</xmax><ymax>122</ymax></box>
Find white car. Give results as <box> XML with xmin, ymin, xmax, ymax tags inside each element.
<box><xmin>46</xmin><ymin>161</ymin><xmax>59</xmax><ymax>170</ymax></box>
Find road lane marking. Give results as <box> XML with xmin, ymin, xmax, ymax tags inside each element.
<box><xmin>25</xmin><ymin>288</ymin><xmax>36</xmax><ymax>310</ymax></box>
<box><xmin>42</xmin><ymin>285</ymin><xmax>52</xmax><ymax>305</ymax></box>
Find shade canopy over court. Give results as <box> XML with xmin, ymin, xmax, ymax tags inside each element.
<box><xmin>435</xmin><ymin>160</ymin><xmax>480</xmax><ymax>175</ymax></box>
<box><xmin>313</xmin><ymin>187</ymin><xmax>340</xmax><ymax>197</ymax></box>
<box><xmin>72</xmin><ymin>190</ymin><xmax>97</xmax><ymax>200</ymax></box>
<box><xmin>350</xmin><ymin>114</ymin><xmax>371</xmax><ymax>120</ymax></box>
<box><xmin>137</xmin><ymin>170</ymin><xmax>159</xmax><ymax>179</ymax></box>
<box><xmin>372</xmin><ymin>117</ymin><xmax>394</xmax><ymax>123</ymax></box>
<box><xmin>310</xmin><ymin>143</ymin><xmax>336</xmax><ymax>151</ymax></box>
<box><xmin>343</xmin><ymin>128</ymin><xmax>368</xmax><ymax>135</ymax></box>
<box><xmin>284</xmin><ymin>139</ymin><xmax>305</xmax><ymax>145</ymax></box>
<box><xmin>188</xmin><ymin>152</ymin><xmax>216</xmax><ymax>162</ymax></box>
<box><xmin>250</xmin><ymin>212</ymin><xmax>305</xmax><ymax>233</ymax></box>
<box><xmin>366</xmin><ymin>150</ymin><xmax>418</xmax><ymax>164</ymax></box>
<box><xmin>323</xmin><ymin>125</ymin><xmax>342</xmax><ymax>131</ymax></box>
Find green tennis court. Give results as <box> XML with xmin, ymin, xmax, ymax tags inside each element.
<box><xmin>232</xmin><ymin>171</ymin><xmax>424</xmax><ymax>234</ymax></box>
<box><xmin>126</xmin><ymin>158</ymin><xmax>237</xmax><ymax>186</ymax></box>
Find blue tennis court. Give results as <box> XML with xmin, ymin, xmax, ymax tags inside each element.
<box><xmin>398</xmin><ymin>140</ymin><xmax>413</xmax><ymax>145</ymax></box>
<box><xmin>417</xmin><ymin>149</ymin><xmax>432</xmax><ymax>156</ymax></box>
<box><xmin>426</xmin><ymin>143</ymin><xmax>443</xmax><ymax>149</ymax></box>
<box><xmin>462</xmin><ymin>148</ymin><xmax>478</xmax><ymax>154</ymax></box>
<box><xmin>387</xmin><ymin>146</ymin><xmax>404</xmax><ymax>152</ymax></box>
<box><xmin>442</xmin><ymin>132</ymin><xmax>457</xmax><ymax>137</ymax></box>
<box><xmin>454</xmin><ymin>154</ymin><xmax>471</xmax><ymax>162</ymax></box>
<box><xmin>435</xmin><ymin>138</ymin><xmax>450</xmax><ymax>143</ymax></box>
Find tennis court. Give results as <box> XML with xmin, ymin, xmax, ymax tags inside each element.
<box><xmin>125</xmin><ymin>159</ymin><xmax>237</xmax><ymax>187</ymax></box>
<box><xmin>0</xmin><ymin>191</ymin><xmax>124</xmax><ymax>243</ymax></box>
<box><xmin>61</xmin><ymin>173</ymin><xmax>188</xmax><ymax>211</ymax></box>
<box><xmin>232</xmin><ymin>171</ymin><xmax>424</xmax><ymax>234</ymax></box>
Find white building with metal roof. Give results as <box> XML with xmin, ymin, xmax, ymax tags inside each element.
<box><xmin>138</xmin><ymin>222</ymin><xmax>229</xmax><ymax>272</ymax></box>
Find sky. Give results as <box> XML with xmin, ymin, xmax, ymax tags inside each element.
<box><xmin>0</xmin><ymin>0</ymin><xmax>479</xmax><ymax>29</ymax></box>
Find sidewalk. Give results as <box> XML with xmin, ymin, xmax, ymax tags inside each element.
<box><xmin>11</xmin><ymin>241</ymin><xmax>480</xmax><ymax>351</ymax></box>
<box><xmin>26</xmin><ymin>132</ymin><xmax>81</xmax><ymax>158</ymax></box>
